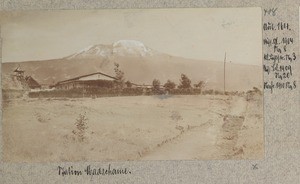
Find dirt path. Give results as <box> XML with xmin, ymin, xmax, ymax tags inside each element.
<box><xmin>141</xmin><ymin>119</ymin><xmax>220</xmax><ymax>160</ymax></box>
<box><xmin>141</xmin><ymin>96</ymin><xmax>248</xmax><ymax>160</ymax></box>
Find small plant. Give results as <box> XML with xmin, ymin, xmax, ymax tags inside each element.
<box><xmin>72</xmin><ymin>112</ymin><xmax>89</xmax><ymax>142</ymax></box>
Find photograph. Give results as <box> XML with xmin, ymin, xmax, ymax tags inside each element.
<box><xmin>1</xmin><ymin>8</ymin><xmax>263</xmax><ymax>162</ymax></box>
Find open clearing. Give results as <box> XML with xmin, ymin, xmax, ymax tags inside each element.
<box><xmin>3</xmin><ymin>95</ymin><xmax>263</xmax><ymax>162</ymax></box>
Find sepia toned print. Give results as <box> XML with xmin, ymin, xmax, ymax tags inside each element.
<box><xmin>1</xmin><ymin>8</ymin><xmax>263</xmax><ymax>162</ymax></box>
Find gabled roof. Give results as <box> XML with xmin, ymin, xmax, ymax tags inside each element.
<box><xmin>56</xmin><ymin>72</ymin><xmax>118</xmax><ymax>84</ymax></box>
<box><xmin>25</xmin><ymin>76</ymin><xmax>41</xmax><ymax>89</ymax></box>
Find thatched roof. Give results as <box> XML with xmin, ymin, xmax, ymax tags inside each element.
<box><xmin>25</xmin><ymin>76</ymin><xmax>41</xmax><ymax>89</ymax></box>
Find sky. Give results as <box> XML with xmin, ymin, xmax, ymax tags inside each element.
<box><xmin>0</xmin><ymin>8</ymin><xmax>262</xmax><ymax>65</ymax></box>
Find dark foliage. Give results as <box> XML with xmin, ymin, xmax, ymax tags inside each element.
<box><xmin>163</xmin><ymin>80</ymin><xmax>176</xmax><ymax>90</ymax></box>
<box><xmin>114</xmin><ymin>62</ymin><xmax>125</xmax><ymax>89</ymax></box>
<box><xmin>152</xmin><ymin>79</ymin><xmax>161</xmax><ymax>91</ymax></box>
<box><xmin>125</xmin><ymin>80</ymin><xmax>132</xmax><ymax>88</ymax></box>
<box><xmin>178</xmin><ymin>74</ymin><xmax>191</xmax><ymax>89</ymax></box>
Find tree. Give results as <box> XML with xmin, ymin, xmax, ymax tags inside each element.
<box><xmin>163</xmin><ymin>80</ymin><xmax>176</xmax><ymax>90</ymax></box>
<box><xmin>178</xmin><ymin>74</ymin><xmax>191</xmax><ymax>89</ymax></box>
<box><xmin>114</xmin><ymin>63</ymin><xmax>125</xmax><ymax>89</ymax></box>
<box><xmin>152</xmin><ymin>79</ymin><xmax>161</xmax><ymax>91</ymax></box>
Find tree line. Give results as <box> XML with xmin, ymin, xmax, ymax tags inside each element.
<box><xmin>114</xmin><ymin>63</ymin><xmax>205</xmax><ymax>92</ymax></box>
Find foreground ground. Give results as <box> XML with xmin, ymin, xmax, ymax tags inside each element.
<box><xmin>3</xmin><ymin>94</ymin><xmax>263</xmax><ymax>162</ymax></box>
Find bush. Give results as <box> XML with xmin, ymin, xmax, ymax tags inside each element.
<box><xmin>121</xmin><ymin>88</ymin><xmax>143</xmax><ymax>96</ymax></box>
<box><xmin>72</xmin><ymin>113</ymin><xmax>88</xmax><ymax>142</ymax></box>
<box><xmin>29</xmin><ymin>89</ymin><xmax>86</xmax><ymax>98</ymax></box>
<box><xmin>225</xmin><ymin>91</ymin><xmax>239</xmax><ymax>96</ymax></box>
<box><xmin>214</xmin><ymin>90</ymin><xmax>224</xmax><ymax>95</ymax></box>
<box><xmin>163</xmin><ymin>80</ymin><xmax>176</xmax><ymax>90</ymax></box>
<box><xmin>28</xmin><ymin>87</ymin><xmax>146</xmax><ymax>98</ymax></box>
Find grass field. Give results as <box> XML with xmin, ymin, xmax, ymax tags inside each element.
<box><xmin>2</xmin><ymin>94</ymin><xmax>263</xmax><ymax>162</ymax></box>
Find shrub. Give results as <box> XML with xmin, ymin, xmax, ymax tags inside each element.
<box><xmin>121</xmin><ymin>87</ymin><xmax>143</xmax><ymax>96</ymax></box>
<box><xmin>214</xmin><ymin>90</ymin><xmax>224</xmax><ymax>95</ymax></box>
<box><xmin>72</xmin><ymin>113</ymin><xmax>88</xmax><ymax>142</ymax></box>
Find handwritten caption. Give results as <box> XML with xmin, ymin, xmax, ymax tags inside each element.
<box><xmin>263</xmin><ymin>8</ymin><xmax>297</xmax><ymax>93</ymax></box>
<box><xmin>57</xmin><ymin>165</ymin><xmax>132</xmax><ymax>176</ymax></box>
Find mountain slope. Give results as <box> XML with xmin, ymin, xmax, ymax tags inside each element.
<box><xmin>2</xmin><ymin>40</ymin><xmax>262</xmax><ymax>91</ymax></box>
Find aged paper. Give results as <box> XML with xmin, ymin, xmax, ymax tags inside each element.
<box><xmin>0</xmin><ymin>1</ymin><xmax>299</xmax><ymax>184</ymax></box>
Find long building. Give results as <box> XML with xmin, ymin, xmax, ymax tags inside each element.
<box><xmin>53</xmin><ymin>72</ymin><xmax>118</xmax><ymax>90</ymax></box>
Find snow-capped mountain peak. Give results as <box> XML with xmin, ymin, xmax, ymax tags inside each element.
<box><xmin>66</xmin><ymin>40</ymin><xmax>153</xmax><ymax>60</ymax></box>
<box><xmin>112</xmin><ymin>40</ymin><xmax>153</xmax><ymax>57</ymax></box>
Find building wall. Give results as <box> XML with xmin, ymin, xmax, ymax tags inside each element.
<box><xmin>56</xmin><ymin>80</ymin><xmax>115</xmax><ymax>90</ymax></box>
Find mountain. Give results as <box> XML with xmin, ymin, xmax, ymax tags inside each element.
<box><xmin>65</xmin><ymin>40</ymin><xmax>154</xmax><ymax>60</ymax></box>
<box><xmin>2</xmin><ymin>40</ymin><xmax>262</xmax><ymax>91</ymax></box>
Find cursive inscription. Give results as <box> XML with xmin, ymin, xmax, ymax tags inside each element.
<box><xmin>58</xmin><ymin>164</ymin><xmax>132</xmax><ymax>177</ymax></box>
